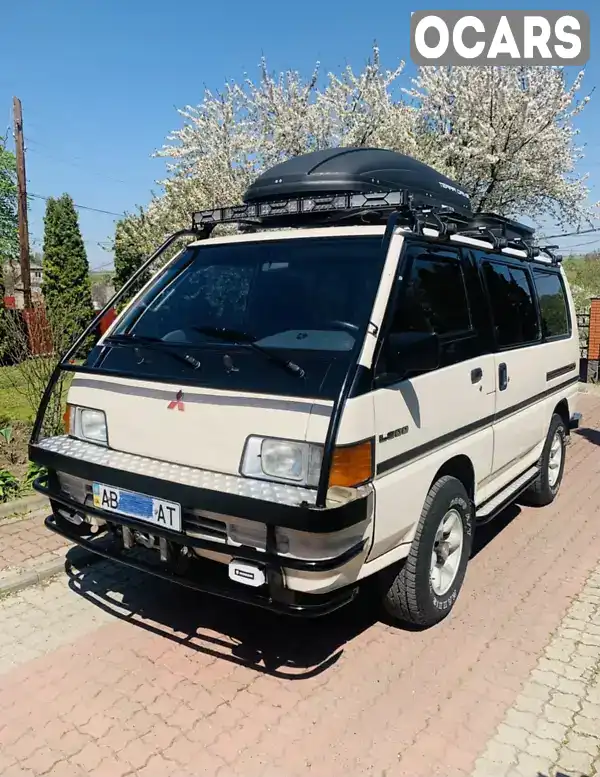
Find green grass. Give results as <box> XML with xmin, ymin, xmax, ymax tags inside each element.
<box><xmin>0</xmin><ymin>365</ymin><xmax>37</xmax><ymax>424</ymax></box>
<box><xmin>0</xmin><ymin>361</ymin><xmax>73</xmax><ymax>432</ymax></box>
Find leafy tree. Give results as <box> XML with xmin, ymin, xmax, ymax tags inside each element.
<box><xmin>116</xmin><ymin>48</ymin><xmax>596</xmax><ymax>258</ymax></box>
<box><xmin>0</xmin><ymin>140</ymin><xmax>18</xmax><ymax>267</ymax></box>
<box><xmin>41</xmin><ymin>194</ymin><xmax>94</xmax><ymax>347</ymax></box>
<box><xmin>113</xmin><ymin>215</ymin><xmax>149</xmax><ymax>300</ymax></box>
<box><xmin>0</xmin><ymin>140</ymin><xmax>18</xmax><ymax>362</ymax></box>
<box><xmin>563</xmin><ymin>252</ymin><xmax>600</xmax><ymax>310</ymax></box>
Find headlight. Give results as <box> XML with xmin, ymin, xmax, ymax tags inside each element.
<box><xmin>241</xmin><ymin>436</ymin><xmax>323</xmax><ymax>487</ymax></box>
<box><xmin>67</xmin><ymin>405</ymin><xmax>108</xmax><ymax>445</ymax></box>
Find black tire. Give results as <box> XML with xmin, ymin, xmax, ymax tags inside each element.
<box><xmin>378</xmin><ymin>475</ymin><xmax>474</xmax><ymax>628</ymax></box>
<box><xmin>521</xmin><ymin>413</ymin><xmax>567</xmax><ymax>507</ymax></box>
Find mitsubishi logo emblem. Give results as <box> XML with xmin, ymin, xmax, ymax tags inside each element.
<box><xmin>168</xmin><ymin>390</ymin><xmax>185</xmax><ymax>412</ymax></box>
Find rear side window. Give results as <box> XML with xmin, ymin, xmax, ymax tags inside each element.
<box><xmin>393</xmin><ymin>247</ymin><xmax>472</xmax><ymax>335</ymax></box>
<box><xmin>483</xmin><ymin>261</ymin><xmax>539</xmax><ymax>348</ymax></box>
<box><xmin>532</xmin><ymin>270</ymin><xmax>571</xmax><ymax>338</ymax></box>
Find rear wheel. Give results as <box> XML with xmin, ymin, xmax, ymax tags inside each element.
<box><xmin>378</xmin><ymin>475</ymin><xmax>474</xmax><ymax>628</ymax></box>
<box><xmin>521</xmin><ymin>413</ymin><xmax>567</xmax><ymax>507</ymax></box>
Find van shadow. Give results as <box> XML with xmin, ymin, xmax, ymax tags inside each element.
<box><xmin>64</xmin><ymin>555</ymin><xmax>379</xmax><ymax>681</ymax></box>
<box><xmin>63</xmin><ymin>499</ymin><xmax>524</xmax><ymax>678</ymax></box>
<box><xmin>471</xmin><ymin>502</ymin><xmax>521</xmax><ymax>558</ymax></box>
<box><xmin>574</xmin><ymin>426</ymin><xmax>600</xmax><ymax>447</ymax></box>
<box><xmin>538</xmin><ymin>773</ymin><xmax>590</xmax><ymax>777</ymax></box>
<box><xmin>399</xmin><ymin>381</ymin><xmax>421</xmax><ymax>428</ymax></box>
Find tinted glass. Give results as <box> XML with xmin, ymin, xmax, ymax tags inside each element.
<box><xmin>532</xmin><ymin>270</ymin><xmax>570</xmax><ymax>338</ymax></box>
<box><xmin>92</xmin><ymin>236</ymin><xmax>387</xmax><ymax>400</ymax></box>
<box><xmin>392</xmin><ymin>247</ymin><xmax>471</xmax><ymax>335</ymax></box>
<box><xmin>377</xmin><ymin>245</ymin><xmax>479</xmax><ymax>379</ymax></box>
<box><xmin>483</xmin><ymin>261</ymin><xmax>539</xmax><ymax>347</ymax></box>
<box><xmin>117</xmin><ymin>237</ymin><xmax>383</xmax><ymax>352</ymax></box>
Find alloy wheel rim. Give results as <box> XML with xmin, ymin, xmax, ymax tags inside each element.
<box><xmin>548</xmin><ymin>430</ymin><xmax>563</xmax><ymax>488</ymax></box>
<box><xmin>430</xmin><ymin>508</ymin><xmax>464</xmax><ymax>596</ymax></box>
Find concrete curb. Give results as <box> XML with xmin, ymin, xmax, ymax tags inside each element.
<box><xmin>0</xmin><ymin>493</ymin><xmax>47</xmax><ymax>522</ymax></box>
<box><xmin>0</xmin><ymin>547</ymin><xmax>99</xmax><ymax>597</ymax></box>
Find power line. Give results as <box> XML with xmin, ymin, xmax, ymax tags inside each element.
<box><xmin>542</xmin><ymin>227</ymin><xmax>600</xmax><ymax>240</ymax></box>
<box><xmin>26</xmin><ymin>192</ymin><xmax>124</xmax><ymax>218</ymax></box>
<box><xmin>91</xmin><ymin>261</ymin><xmax>115</xmax><ymax>271</ymax></box>
<box><xmin>29</xmin><ymin>234</ymin><xmax>113</xmax><ymax>250</ymax></box>
<box><xmin>557</xmin><ymin>237</ymin><xmax>600</xmax><ymax>251</ymax></box>
<box><xmin>0</xmin><ymin>213</ymin><xmax>113</xmax><ymax>248</ymax></box>
<box><xmin>25</xmin><ymin>137</ymin><xmax>152</xmax><ymax>189</ymax></box>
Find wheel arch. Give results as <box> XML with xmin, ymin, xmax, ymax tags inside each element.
<box><xmin>431</xmin><ymin>455</ymin><xmax>475</xmax><ymax>502</ymax></box>
<box><xmin>553</xmin><ymin>398</ymin><xmax>570</xmax><ymax>435</ymax></box>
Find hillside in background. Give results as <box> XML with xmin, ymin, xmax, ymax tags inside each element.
<box><xmin>562</xmin><ymin>251</ymin><xmax>600</xmax><ymax>310</ymax></box>
<box><xmin>89</xmin><ymin>270</ymin><xmax>115</xmax><ymax>310</ymax></box>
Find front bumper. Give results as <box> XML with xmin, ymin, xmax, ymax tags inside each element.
<box><xmin>30</xmin><ymin>436</ymin><xmax>371</xmax><ymax>532</ymax></box>
<box><xmin>43</xmin><ymin>511</ymin><xmax>359</xmax><ymax>617</ymax></box>
<box><xmin>31</xmin><ymin>436</ymin><xmax>373</xmax><ymax>617</ymax></box>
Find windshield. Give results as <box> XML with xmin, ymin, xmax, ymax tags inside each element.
<box><xmin>91</xmin><ymin>235</ymin><xmax>386</xmax><ymax>399</ymax></box>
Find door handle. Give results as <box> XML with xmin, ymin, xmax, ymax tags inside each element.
<box><xmin>471</xmin><ymin>368</ymin><xmax>483</xmax><ymax>384</ymax></box>
<box><xmin>499</xmin><ymin>362</ymin><xmax>508</xmax><ymax>391</ymax></box>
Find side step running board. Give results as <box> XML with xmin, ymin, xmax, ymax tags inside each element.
<box><xmin>475</xmin><ymin>465</ymin><xmax>540</xmax><ymax>525</ymax></box>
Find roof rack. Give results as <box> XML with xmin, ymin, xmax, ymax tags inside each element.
<box><xmin>190</xmin><ymin>148</ymin><xmax>560</xmax><ymax>265</ymax></box>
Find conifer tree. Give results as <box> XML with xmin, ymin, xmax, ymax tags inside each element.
<box><xmin>42</xmin><ymin>194</ymin><xmax>93</xmax><ymax>344</ymax></box>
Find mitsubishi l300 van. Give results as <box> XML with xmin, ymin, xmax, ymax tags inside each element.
<box><xmin>30</xmin><ymin>147</ymin><xmax>581</xmax><ymax>628</ymax></box>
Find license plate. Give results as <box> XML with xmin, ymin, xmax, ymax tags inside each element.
<box><xmin>92</xmin><ymin>482</ymin><xmax>182</xmax><ymax>532</ymax></box>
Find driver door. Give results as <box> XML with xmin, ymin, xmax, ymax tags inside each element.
<box><xmin>369</xmin><ymin>242</ymin><xmax>496</xmax><ymax>559</ymax></box>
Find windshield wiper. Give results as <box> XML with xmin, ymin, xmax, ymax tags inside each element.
<box><xmin>104</xmin><ymin>334</ymin><xmax>202</xmax><ymax>371</ymax></box>
<box><xmin>193</xmin><ymin>326</ymin><xmax>305</xmax><ymax>378</ymax></box>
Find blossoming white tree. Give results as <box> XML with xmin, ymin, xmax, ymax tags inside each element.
<box><xmin>410</xmin><ymin>66</ymin><xmax>593</xmax><ymax>226</ymax></box>
<box><xmin>114</xmin><ymin>47</ymin><xmax>595</xmax><ymax>282</ymax></box>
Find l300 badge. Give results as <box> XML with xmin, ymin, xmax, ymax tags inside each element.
<box><xmin>379</xmin><ymin>425</ymin><xmax>409</xmax><ymax>443</ymax></box>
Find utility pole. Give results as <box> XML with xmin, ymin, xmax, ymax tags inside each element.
<box><xmin>13</xmin><ymin>96</ymin><xmax>32</xmax><ymax>309</ymax></box>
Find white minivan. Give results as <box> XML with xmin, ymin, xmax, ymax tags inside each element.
<box><xmin>30</xmin><ymin>148</ymin><xmax>581</xmax><ymax>628</ymax></box>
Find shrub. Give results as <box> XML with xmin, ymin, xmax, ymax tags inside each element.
<box><xmin>0</xmin><ymin>469</ymin><xmax>20</xmax><ymax>503</ymax></box>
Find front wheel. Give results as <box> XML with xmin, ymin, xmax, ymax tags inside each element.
<box><xmin>378</xmin><ymin>475</ymin><xmax>474</xmax><ymax>628</ymax></box>
<box><xmin>521</xmin><ymin>413</ymin><xmax>567</xmax><ymax>507</ymax></box>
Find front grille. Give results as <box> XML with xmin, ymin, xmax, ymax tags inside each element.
<box><xmin>56</xmin><ymin>471</ymin><xmax>269</xmax><ymax>550</ymax></box>
<box><xmin>183</xmin><ymin>511</ymin><xmax>227</xmax><ymax>542</ymax></box>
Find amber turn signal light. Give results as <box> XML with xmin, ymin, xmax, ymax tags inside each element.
<box><xmin>328</xmin><ymin>440</ymin><xmax>373</xmax><ymax>488</ymax></box>
<box><xmin>63</xmin><ymin>404</ymin><xmax>72</xmax><ymax>435</ymax></box>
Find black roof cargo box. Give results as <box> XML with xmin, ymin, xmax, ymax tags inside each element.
<box><xmin>467</xmin><ymin>212</ymin><xmax>535</xmax><ymax>243</ymax></box>
<box><xmin>243</xmin><ymin>147</ymin><xmax>473</xmax><ymax>215</ymax></box>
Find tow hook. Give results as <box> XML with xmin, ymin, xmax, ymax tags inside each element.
<box><xmin>133</xmin><ymin>531</ymin><xmax>155</xmax><ymax>549</ymax></box>
<box><xmin>120</xmin><ymin>527</ymin><xmax>191</xmax><ymax>573</ymax></box>
<box><xmin>121</xmin><ymin>526</ymin><xmax>156</xmax><ymax>549</ymax></box>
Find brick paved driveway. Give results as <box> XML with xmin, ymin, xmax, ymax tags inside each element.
<box><xmin>0</xmin><ymin>512</ymin><xmax>70</xmax><ymax>581</ymax></box>
<box><xmin>0</xmin><ymin>392</ymin><xmax>599</xmax><ymax>777</ymax></box>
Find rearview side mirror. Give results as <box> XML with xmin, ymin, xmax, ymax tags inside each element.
<box><xmin>385</xmin><ymin>331</ymin><xmax>441</xmax><ymax>381</ymax></box>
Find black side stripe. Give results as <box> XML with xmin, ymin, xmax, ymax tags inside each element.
<box><xmin>546</xmin><ymin>363</ymin><xmax>577</xmax><ymax>382</ymax></box>
<box><xmin>494</xmin><ymin>374</ymin><xmax>578</xmax><ymax>423</ymax></box>
<box><xmin>376</xmin><ymin>375</ymin><xmax>579</xmax><ymax>477</ymax></box>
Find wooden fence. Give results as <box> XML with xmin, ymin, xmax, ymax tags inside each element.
<box><xmin>2</xmin><ymin>299</ymin><xmax>117</xmax><ymax>363</ymax></box>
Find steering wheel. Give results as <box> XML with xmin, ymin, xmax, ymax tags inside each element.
<box><xmin>326</xmin><ymin>320</ymin><xmax>360</xmax><ymax>334</ymax></box>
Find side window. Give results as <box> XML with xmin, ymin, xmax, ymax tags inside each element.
<box><xmin>482</xmin><ymin>260</ymin><xmax>540</xmax><ymax>348</ymax></box>
<box><xmin>379</xmin><ymin>244</ymin><xmax>480</xmax><ymax>378</ymax></box>
<box><xmin>532</xmin><ymin>270</ymin><xmax>571</xmax><ymax>339</ymax></box>
<box><xmin>390</xmin><ymin>246</ymin><xmax>472</xmax><ymax>336</ymax></box>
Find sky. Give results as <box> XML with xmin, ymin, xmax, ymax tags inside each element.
<box><xmin>2</xmin><ymin>0</ymin><xmax>600</xmax><ymax>270</ymax></box>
